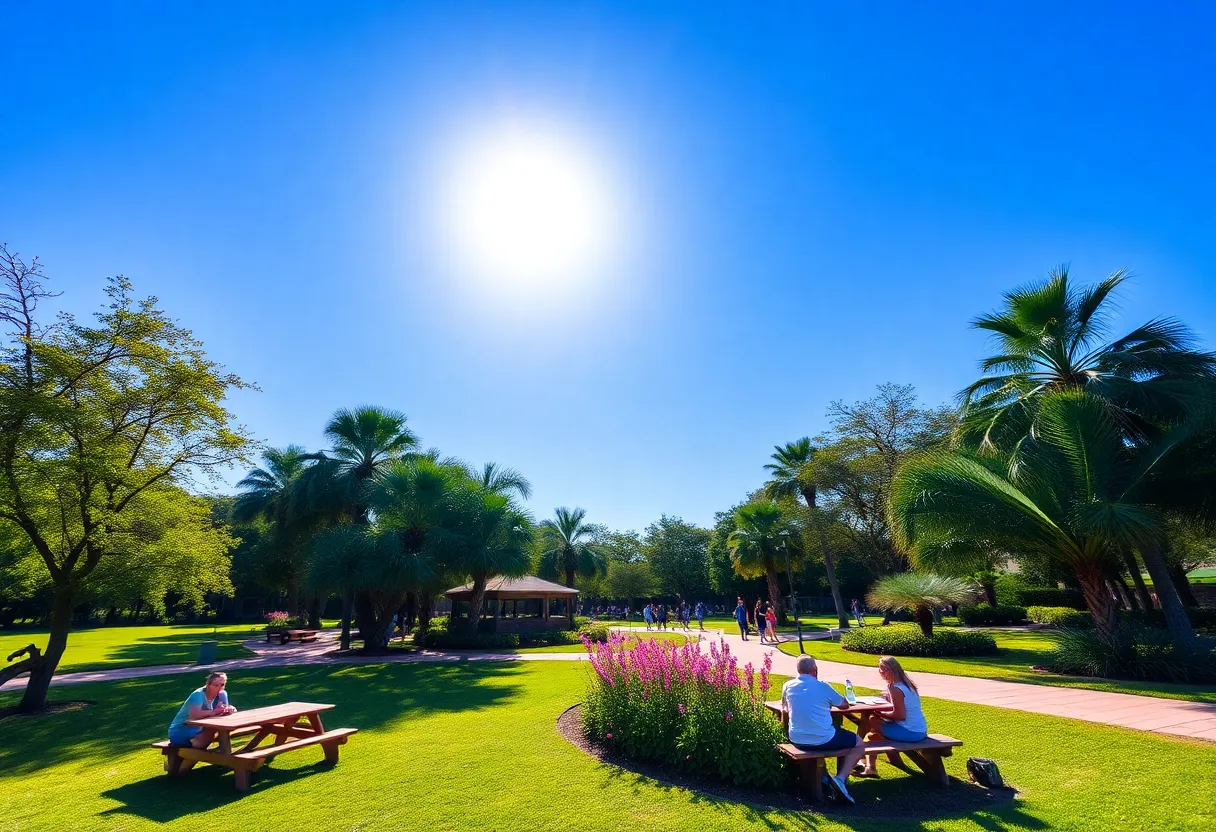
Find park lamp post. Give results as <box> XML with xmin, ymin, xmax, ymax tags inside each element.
<box><xmin>781</xmin><ymin>544</ymin><xmax>805</xmax><ymax>654</ymax></box>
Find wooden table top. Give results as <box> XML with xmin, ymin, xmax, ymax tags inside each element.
<box><xmin>188</xmin><ymin>701</ymin><xmax>335</xmax><ymax>730</ymax></box>
<box><xmin>764</xmin><ymin>699</ymin><xmax>893</xmax><ymax>715</ymax></box>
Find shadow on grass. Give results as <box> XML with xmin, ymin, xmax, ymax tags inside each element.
<box><xmin>0</xmin><ymin>661</ymin><xmax>527</xmax><ymax>780</ymax></box>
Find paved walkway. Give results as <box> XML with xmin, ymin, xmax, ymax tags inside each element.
<box><xmin>4</xmin><ymin>628</ymin><xmax>1214</xmax><ymax>741</ymax></box>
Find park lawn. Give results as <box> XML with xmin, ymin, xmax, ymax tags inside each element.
<box><xmin>605</xmin><ymin>613</ymin><xmax>840</xmax><ymax>633</ymax></box>
<box><xmin>776</xmin><ymin>628</ymin><xmax>1216</xmax><ymax>704</ymax></box>
<box><xmin>0</xmin><ymin>624</ymin><xmax>258</xmax><ymax>673</ymax></box>
<box><xmin>524</xmin><ymin>631</ymin><xmax>696</xmax><ymax>653</ymax></box>
<box><xmin>1</xmin><ymin>662</ymin><xmax>1213</xmax><ymax>832</ymax></box>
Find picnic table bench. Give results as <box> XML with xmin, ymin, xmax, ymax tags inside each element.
<box><xmin>265</xmin><ymin>628</ymin><xmax>319</xmax><ymax>645</ymax></box>
<box><xmin>152</xmin><ymin>701</ymin><xmax>357</xmax><ymax>791</ymax></box>
<box><xmin>764</xmin><ymin>700</ymin><xmax>963</xmax><ymax>801</ymax></box>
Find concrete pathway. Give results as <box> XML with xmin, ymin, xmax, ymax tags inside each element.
<box><xmin>5</xmin><ymin>627</ymin><xmax>1214</xmax><ymax>742</ymax></box>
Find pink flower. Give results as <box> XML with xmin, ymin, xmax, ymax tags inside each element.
<box><xmin>725</xmin><ymin>711</ymin><xmax>733</xmax><ymax>721</ymax></box>
<box><xmin>685</xmin><ymin>754</ymin><xmax>691</xmax><ymax>760</ymax></box>
<box><xmin>678</xmin><ymin>703</ymin><xmax>687</xmax><ymax>715</ymax></box>
<box><xmin>606</xmin><ymin>733</ymin><xmax>613</xmax><ymax>739</ymax></box>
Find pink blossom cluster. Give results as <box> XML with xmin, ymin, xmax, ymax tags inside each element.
<box><xmin>581</xmin><ymin>631</ymin><xmax>771</xmax><ymax>701</ymax></box>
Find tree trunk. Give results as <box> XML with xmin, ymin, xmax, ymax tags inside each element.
<box><xmin>914</xmin><ymin>605</ymin><xmax>934</xmax><ymax>638</ymax></box>
<box><xmin>404</xmin><ymin>592</ymin><xmax>417</xmax><ymax>634</ymax></box>
<box><xmin>982</xmin><ymin>583</ymin><xmax>998</xmax><ymax>607</ymax></box>
<box><xmin>467</xmin><ymin>574</ymin><xmax>488</xmax><ymax>633</ymax></box>
<box><xmin>417</xmin><ymin>592</ymin><xmax>435</xmax><ymax>632</ymax></box>
<box><xmin>289</xmin><ymin>578</ymin><xmax>300</xmax><ymax>622</ymax></box>
<box><xmin>18</xmin><ymin>585</ymin><xmax>73</xmax><ymax>713</ymax></box>
<box><xmin>307</xmin><ymin>596</ymin><xmax>322</xmax><ymax>630</ymax></box>
<box><xmin>565</xmin><ymin>566</ymin><xmax>576</xmax><ymax>589</ymax></box>
<box><xmin>1110</xmin><ymin>576</ymin><xmax>1134</xmax><ymax>612</ymax></box>
<box><xmin>1169</xmin><ymin>562</ymin><xmax>1199</xmax><ymax>608</ymax></box>
<box><xmin>802</xmin><ymin>487</ymin><xmax>849</xmax><ymax>630</ymax></box>
<box><xmin>1139</xmin><ymin>544</ymin><xmax>1196</xmax><ymax>648</ymax></box>
<box><xmin>353</xmin><ymin>592</ymin><xmax>379</xmax><ymax>651</ymax></box>
<box><xmin>763</xmin><ymin>559</ymin><xmax>783</xmax><ymax>623</ymax></box>
<box><xmin>1074</xmin><ymin>562</ymin><xmax>1118</xmax><ymax>638</ymax></box>
<box><xmin>1121</xmin><ymin>549</ymin><xmax>1155</xmax><ymax>610</ymax></box>
<box><xmin>339</xmin><ymin>589</ymin><xmax>354</xmax><ymax>650</ymax></box>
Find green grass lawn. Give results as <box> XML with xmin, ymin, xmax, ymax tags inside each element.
<box><xmin>1187</xmin><ymin>566</ymin><xmax>1216</xmax><ymax>584</ymax></box>
<box><xmin>776</xmin><ymin>628</ymin><xmax>1216</xmax><ymax>703</ymax></box>
<box><xmin>0</xmin><ymin>624</ymin><xmax>258</xmax><ymax>673</ymax></box>
<box><xmin>604</xmin><ymin>613</ymin><xmax>842</xmax><ymax>633</ymax></box>
<box><xmin>524</xmin><ymin>631</ymin><xmax>695</xmax><ymax>653</ymax></box>
<box><xmin>1</xmin><ymin>661</ymin><xmax>1212</xmax><ymax>831</ymax></box>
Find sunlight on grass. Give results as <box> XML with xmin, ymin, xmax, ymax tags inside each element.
<box><xmin>0</xmin><ymin>624</ymin><xmax>258</xmax><ymax>673</ymax></box>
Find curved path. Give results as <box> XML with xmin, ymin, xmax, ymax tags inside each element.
<box><xmin>4</xmin><ymin>627</ymin><xmax>1215</xmax><ymax>741</ymax></box>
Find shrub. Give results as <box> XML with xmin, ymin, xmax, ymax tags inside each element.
<box><xmin>1046</xmin><ymin>624</ymin><xmax>1216</xmax><ymax>683</ymax></box>
<box><xmin>1028</xmin><ymin>606</ymin><xmax>1093</xmax><ymax>628</ymax></box>
<box><xmin>841</xmin><ymin>624</ymin><xmax>998</xmax><ymax>657</ymax></box>
<box><xmin>578</xmin><ymin>623</ymin><xmax>610</xmax><ymax>643</ymax></box>
<box><xmin>957</xmin><ymin>604</ymin><xmax>1027</xmax><ymax>626</ymax></box>
<box><xmin>581</xmin><ymin>634</ymin><xmax>787</xmax><ymax>789</ymax></box>
<box><xmin>263</xmin><ymin>611</ymin><xmax>289</xmax><ymax>629</ymax></box>
<box><xmin>1123</xmin><ymin>608</ymin><xmax>1216</xmax><ymax>633</ymax></box>
<box><xmin>1017</xmin><ymin>588</ymin><xmax>1086</xmax><ymax>609</ymax></box>
<box><xmin>415</xmin><ymin>622</ymin><xmax>588</xmax><ymax>650</ymax></box>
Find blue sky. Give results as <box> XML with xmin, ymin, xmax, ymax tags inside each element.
<box><xmin>3</xmin><ymin>2</ymin><xmax>1215</xmax><ymax>532</ymax></box>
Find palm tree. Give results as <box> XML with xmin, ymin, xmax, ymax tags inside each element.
<box><xmin>453</xmin><ymin>486</ymin><xmax>534</xmax><ymax>630</ymax></box>
<box><xmin>476</xmin><ymin>462</ymin><xmax>533</xmax><ymax>501</ymax></box>
<box><xmin>727</xmin><ymin>501</ymin><xmax>800</xmax><ymax>623</ymax></box>
<box><xmin>538</xmin><ymin>507</ymin><xmax>607</xmax><ymax>591</ymax></box>
<box><xmin>892</xmin><ymin>389</ymin><xmax>1199</xmax><ymax>641</ymax></box>
<box><xmin>295</xmin><ymin>406</ymin><xmax>418</xmax><ymax>648</ymax></box>
<box><xmin>959</xmin><ymin>269</ymin><xmax>1216</xmax><ymax>642</ymax></box>
<box><xmin>233</xmin><ymin>445</ymin><xmax>310</xmax><ymax>617</ymax></box>
<box><xmin>959</xmin><ymin>267</ymin><xmax>1216</xmax><ymax>453</ymax></box>
<box><xmin>764</xmin><ymin>438</ymin><xmax>849</xmax><ymax>628</ymax></box>
<box><xmin>866</xmin><ymin>573</ymin><xmax>982</xmax><ymax>637</ymax></box>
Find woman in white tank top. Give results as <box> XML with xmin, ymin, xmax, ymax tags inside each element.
<box><xmin>858</xmin><ymin>656</ymin><xmax>928</xmax><ymax>777</ymax></box>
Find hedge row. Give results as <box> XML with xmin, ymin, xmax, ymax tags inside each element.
<box><xmin>840</xmin><ymin>624</ymin><xmax>998</xmax><ymax>657</ymax></box>
<box><xmin>956</xmin><ymin>604</ymin><xmax>1027</xmax><ymax>626</ymax></box>
<box><xmin>1027</xmin><ymin>606</ymin><xmax>1093</xmax><ymax>628</ymax></box>
<box><xmin>416</xmin><ymin>621</ymin><xmax>609</xmax><ymax>650</ymax></box>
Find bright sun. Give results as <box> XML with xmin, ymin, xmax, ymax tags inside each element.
<box><xmin>442</xmin><ymin>122</ymin><xmax>616</xmax><ymax>289</ymax></box>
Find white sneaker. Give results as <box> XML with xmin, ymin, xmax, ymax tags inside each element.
<box><xmin>830</xmin><ymin>775</ymin><xmax>856</xmax><ymax>805</ymax></box>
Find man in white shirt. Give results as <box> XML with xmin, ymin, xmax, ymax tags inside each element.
<box><xmin>780</xmin><ymin>655</ymin><xmax>867</xmax><ymax>804</ymax></box>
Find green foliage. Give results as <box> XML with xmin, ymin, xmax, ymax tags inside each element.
<box><xmin>414</xmin><ymin>619</ymin><xmax>589</xmax><ymax>650</ymax></box>
<box><xmin>602</xmin><ymin>558</ymin><xmax>656</xmax><ymax>604</ymax></box>
<box><xmin>1028</xmin><ymin>606</ymin><xmax>1093</xmax><ymax>628</ymax></box>
<box><xmin>643</xmin><ymin>515</ymin><xmax>711</xmax><ymax>600</ymax></box>
<box><xmin>1124</xmin><ymin>608</ymin><xmax>1216</xmax><ymax>633</ymax></box>
<box><xmin>1046</xmin><ymin>624</ymin><xmax>1216</xmax><ymax>683</ymax></box>
<box><xmin>841</xmin><ymin>624</ymin><xmax>999</xmax><ymax>657</ymax></box>
<box><xmin>1015</xmin><ymin>587</ymin><xmax>1087</xmax><ymax>610</ymax></box>
<box><xmin>956</xmin><ymin>604</ymin><xmax>1027</xmax><ymax>626</ymax></box>
<box><xmin>537</xmin><ymin>507</ymin><xmax>606</xmax><ymax>587</ymax></box>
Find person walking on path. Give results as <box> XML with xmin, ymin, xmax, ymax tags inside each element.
<box><xmin>753</xmin><ymin>599</ymin><xmax>766</xmax><ymax>641</ymax></box>
<box><xmin>680</xmin><ymin>602</ymin><xmax>691</xmax><ymax>631</ymax></box>
<box><xmin>851</xmin><ymin>599</ymin><xmax>867</xmax><ymax>628</ymax></box>
<box><xmin>765</xmin><ymin>604</ymin><xmax>778</xmax><ymax>643</ymax></box>
<box><xmin>658</xmin><ymin>604</ymin><xmax>668</xmax><ymax>631</ymax></box>
<box><xmin>695</xmin><ymin>601</ymin><xmax>706</xmax><ymax>631</ymax></box>
<box><xmin>643</xmin><ymin>603</ymin><xmax>654</xmax><ymax>631</ymax></box>
<box><xmin>733</xmin><ymin>597</ymin><xmax>749</xmax><ymax>640</ymax></box>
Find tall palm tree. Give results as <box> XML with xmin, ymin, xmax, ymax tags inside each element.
<box><xmin>538</xmin><ymin>507</ymin><xmax>607</xmax><ymax>591</ymax></box>
<box><xmin>295</xmin><ymin>406</ymin><xmax>418</xmax><ymax>648</ymax></box>
<box><xmin>727</xmin><ymin>500</ymin><xmax>800</xmax><ymax>623</ymax></box>
<box><xmin>764</xmin><ymin>438</ymin><xmax>849</xmax><ymax>628</ymax></box>
<box><xmin>959</xmin><ymin>269</ymin><xmax>1216</xmax><ymax>641</ymax></box>
<box><xmin>453</xmin><ymin>487</ymin><xmax>534</xmax><ymax>630</ymax></box>
<box><xmin>233</xmin><ymin>445</ymin><xmax>310</xmax><ymax>616</ymax></box>
<box><xmin>892</xmin><ymin>389</ymin><xmax>1198</xmax><ymax>642</ymax></box>
<box><xmin>476</xmin><ymin>462</ymin><xmax>533</xmax><ymax>501</ymax></box>
<box><xmin>959</xmin><ymin>267</ymin><xmax>1216</xmax><ymax>452</ymax></box>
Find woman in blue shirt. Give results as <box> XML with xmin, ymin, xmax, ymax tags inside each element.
<box><xmin>167</xmin><ymin>671</ymin><xmax>237</xmax><ymax>748</ymax></box>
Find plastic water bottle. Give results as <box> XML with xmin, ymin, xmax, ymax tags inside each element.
<box><xmin>844</xmin><ymin>679</ymin><xmax>857</xmax><ymax>704</ymax></box>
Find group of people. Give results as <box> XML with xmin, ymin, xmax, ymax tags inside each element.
<box><xmin>642</xmin><ymin>599</ymin><xmax>706</xmax><ymax>631</ymax></box>
<box><xmin>731</xmin><ymin>597</ymin><xmax>780</xmax><ymax>643</ymax></box>
<box><xmin>780</xmin><ymin>654</ymin><xmax>928</xmax><ymax>805</ymax></box>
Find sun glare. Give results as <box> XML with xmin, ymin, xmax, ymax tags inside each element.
<box><xmin>441</xmin><ymin>122</ymin><xmax>616</xmax><ymax>290</ymax></box>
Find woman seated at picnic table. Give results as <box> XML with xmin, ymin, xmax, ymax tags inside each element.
<box><xmin>781</xmin><ymin>655</ymin><xmax>867</xmax><ymax>804</ymax></box>
<box><xmin>167</xmin><ymin>671</ymin><xmax>238</xmax><ymax>748</ymax></box>
<box><xmin>856</xmin><ymin>656</ymin><xmax>928</xmax><ymax>777</ymax></box>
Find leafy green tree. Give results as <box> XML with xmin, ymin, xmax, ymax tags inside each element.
<box><xmin>865</xmin><ymin>573</ymin><xmax>982</xmax><ymax>637</ymax></box>
<box><xmin>475</xmin><ymin>462</ymin><xmax>533</xmax><ymax>500</ymax></box>
<box><xmin>764</xmin><ymin>438</ymin><xmax>848</xmax><ymax>628</ymax></box>
<box><xmin>538</xmin><ymin>507</ymin><xmax>607</xmax><ymax>589</ymax></box>
<box><xmin>295</xmin><ymin>406</ymin><xmax>417</xmax><ymax>647</ymax></box>
<box><xmin>233</xmin><ymin>445</ymin><xmax>311</xmax><ymax>617</ymax></box>
<box><xmin>643</xmin><ymin>515</ymin><xmax>711</xmax><ymax>602</ymax></box>
<box><xmin>707</xmin><ymin>504</ymin><xmax>764</xmax><ymax>601</ymax></box>
<box><xmin>727</xmin><ymin>501</ymin><xmax>800</xmax><ymax>622</ymax></box>
<box><xmin>891</xmin><ymin>390</ymin><xmax>1202</xmax><ymax>641</ymax></box>
<box><xmin>0</xmin><ymin>248</ymin><xmax>250</xmax><ymax>711</ymax></box>
<box><xmin>603</xmin><ymin>559</ymin><xmax>657</xmax><ymax>613</ymax></box>
<box><xmin>449</xmin><ymin>480</ymin><xmax>534</xmax><ymax>628</ymax></box>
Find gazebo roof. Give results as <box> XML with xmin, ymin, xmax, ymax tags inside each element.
<box><xmin>443</xmin><ymin>575</ymin><xmax>579</xmax><ymax>600</ymax></box>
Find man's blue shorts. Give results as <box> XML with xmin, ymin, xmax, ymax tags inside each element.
<box><xmin>795</xmin><ymin>727</ymin><xmax>858</xmax><ymax>752</ymax></box>
<box><xmin>168</xmin><ymin>725</ymin><xmax>201</xmax><ymax>746</ymax></box>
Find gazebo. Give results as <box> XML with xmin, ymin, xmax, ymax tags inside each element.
<box><xmin>444</xmin><ymin>576</ymin><xmax>580</xmax><ymax>632</ymax></box>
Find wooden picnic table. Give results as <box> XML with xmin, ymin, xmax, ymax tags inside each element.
<box><xmin>764</xmin><ymin>698</ymin><xmax>893</xmax><ymax>730</ymax></box>
<box><xmin>153</xmin><ymin>701</ymin><xmax>357</xmax><ymax>791</ymax></box>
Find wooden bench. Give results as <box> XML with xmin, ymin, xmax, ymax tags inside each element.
<box><xmin>265</xmin><ymin>628</ymin><xmax>319</xmax><ymax>645</ymax></box>
<box><xmin>779</xmin><ymin>733</ymin><xmax>963</xmax><ymax>801</ymax></box>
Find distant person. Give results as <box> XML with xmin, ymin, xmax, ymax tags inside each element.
<box><xmin>765</xmin><ymin>604</ymin><xmax>778</xmax><ymax>642</ymax></box>
<box><xmin>695</xmin><ymin>600</ymin><xmax>706</xmax><ymax>631</ymax></box>
<box><xmin>168</xmin><ymin>671</ymin><xmax>237</xmax><ymax>748</ymax></box>
<box><xmin>781</xmin><ymin>656</ymin><xmax>866</xmax><ymax>805</ymax></box>
<box><xmin>680</xmin><ymin>602</ymin><xmax>691</xmax><ymax>631</ymax></box>
<box><xmin>851</xmin><ymin>599</ymin><xmax>867</xmax><ymax>628</ymax></box>
<box><xmin>858</xmin><ymin>657</ymin><xmax>928</xmax><ymax>777</ymax></box>
<box><xmin>733</xmin><ymin>597</ymin><xmax>749</xmax><ymax>640</ymax></box>
<box><xmin>643</xmin><ymin>603</ymin><xmax>654</xmax><ymax>631</ymax></box>
<box><xmin>657</xmin><ymin>604</ymin><xmax>668</xmax><ymax>630</ymax></box>
<box><xmin>753</xmin><ymin>599</ymin><xmax>765</xmax><ymax>640</ymax></box>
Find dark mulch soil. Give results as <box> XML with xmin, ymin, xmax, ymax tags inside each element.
<box><xmin>556</xmin><ymin>704</ymin><xmax>1018</xmax><ymax>819</ymax></box>
<box><xmin>0</xmin><ymin>700</ymin><xmax>94</xmax><ymax>721</ymax></box>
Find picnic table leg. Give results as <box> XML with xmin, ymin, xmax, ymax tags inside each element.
<box><xmin>905</xmin><ymin>750</ymin><xmax>949</xmax><ymax>786</ymax></box>
<box><xmin>234</xmin><ymin>769</ymin><xmax>251</xmax><ymax>791</ymax></box>
<box><xmin>797</xmin><ymin>759</ymin><xmax>824</xmax><ymax>802</ymax></box>
<box><xmin>306</xmin><ymin>712</ymin><xmax>327</xmax><ymax>734</ymax></box>
<box><xmin>164</xmin><ymin>750</ymin><xmax>182</xmax><ymax>775</ymax></box>
<box><xmin>321</xmin><ymin>738</ymin><xmax>341</xmax><ymax>764</ymax></box>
